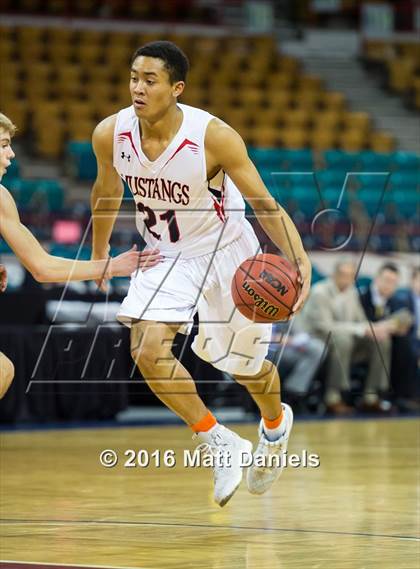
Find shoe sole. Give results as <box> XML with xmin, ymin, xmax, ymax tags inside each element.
<box><xmin>216</xmin><ymin>439</ymin><xmax>253</xmax><ymax>507</ymax></box>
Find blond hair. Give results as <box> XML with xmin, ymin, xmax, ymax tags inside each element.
<box><xmin>0</xmin><ymin>113</ymin><xmax>17</xmax><ymax>136</ymax></box>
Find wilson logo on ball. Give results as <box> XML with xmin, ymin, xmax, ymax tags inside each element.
<box><xmin>260</xmin><ymin>270</ymin><xmax>289</xmax><ymax>296</ymax></box>
<box><xmin>242</xmin><ymin>281</ymin><xmax>279</xmax><ymax>317</ymax></box>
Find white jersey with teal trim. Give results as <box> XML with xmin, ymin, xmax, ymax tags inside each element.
<box><xmin>113</xmin><ymin>103</ymin><xmax>249</xmax><ymax>258</ymax></box>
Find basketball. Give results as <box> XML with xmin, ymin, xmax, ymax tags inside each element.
<box><xmin>231</xmin><ymin>254</ymin><xmax>300</xmax><ymax>323</ymax></box>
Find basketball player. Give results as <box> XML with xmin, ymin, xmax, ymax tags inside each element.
<box><xmin>0</xmin><ymin>112</ymin><xmax>162</xmax><ymax>399</ymax></box>
<box><xmin>90</xmin><ymin>42</ymin><xmax>312</xmax><ymax>506</ymax></box>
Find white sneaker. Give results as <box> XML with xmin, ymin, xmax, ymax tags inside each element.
<box><xmin>246</xmin><ymin>403</ymin><xmax>294</xmax><ymax>495</ymax></box>
<box><xmin>196</xmin><ymin>425</ymin><xmax>253</xmax><ymax>507</ymax></box>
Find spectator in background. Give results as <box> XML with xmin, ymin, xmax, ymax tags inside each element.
<box><xmin>359</xmin><ymin>263</ymin><xmax>400</xmax><ymax>322</ymax></box>
<box><xmin>348</xmin><ymin>201</ymin><xmax>370</xmax><ymax>251</ymax></box>
<box><xmin>404</xmin><ymin>267</ymin><xmax>420</xmax><ymax>366</ymax></box>
<box><xmin>300</xmin><ymin>260</ymin><xmax>395</xmax><ymax>416</ymax></box>
<box><xmin>268</xmin><ymin>319</ymin><xmax>325</xmax><ymax>405</ymax></box>
<box><xmin>359</xmin><ymin>263</ymin><xmax>415</xmax><ymax>410</ymax></box>
<box><xmin>389</xmin><ymin>266</ymin><xmax>420</xmax><ymax>410</ymax></box>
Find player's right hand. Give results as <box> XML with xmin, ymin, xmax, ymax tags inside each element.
<box><xmin>0</xmin><ymin>264</ymin><xmax>7</xmax><ymax>293</ymax></box>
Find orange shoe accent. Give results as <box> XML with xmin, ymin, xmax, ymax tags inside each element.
<box><xmin>190</xmin><ymin>411</ymin><xmax>217</xmax><ymax>433</ymax></box>
<box><xmin>263</xmin><ymin>410</ymin><xmax>284</xmax><ymax>430</ymax></box>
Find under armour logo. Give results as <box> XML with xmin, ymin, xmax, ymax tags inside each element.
<box><xmin>121</xmin><ymin>152</ymin><xmax>131</xmax><ymax>162</ymax></box>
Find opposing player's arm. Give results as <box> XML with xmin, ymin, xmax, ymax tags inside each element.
<box><xmin>205</xmin><ymin>119</ymin><xmax>311</xmax><ymax>311</ymax></box>
<box><xmin>0</xmin><ymin>186</ymin><xmax>142</xmax><ymax>282</ymax></box>
<box><xmin>91</xmin><ymin>115</ymin><xmax>124</xmax><ymax>259</ymax></box>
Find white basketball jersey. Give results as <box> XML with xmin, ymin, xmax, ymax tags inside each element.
<box><xmin>113</xmin><ymin>103</ymin><xmax>248</xmax><ymax>258</ymax></box>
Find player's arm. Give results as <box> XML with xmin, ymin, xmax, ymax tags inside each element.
<box><xmin>205</xmin><ymin>119</ymin><xmax>311</xmax><ymax>312</ymax></box>
<box><xmin>90</xmin><ymin>115</ymin><xmax>124</xmax><ymax>260</ymax></box>
<box><xmin>0</xmin><ymin>186</ymin><xmax>145</xmax><ymax>282</ymax></box>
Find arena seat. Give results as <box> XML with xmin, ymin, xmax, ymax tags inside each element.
<box><xmin>389</xmin><ymin>172</ymin><xmax>419</xmax><ymax>191</ymax></box>
<box><xmin>7</xmin><ymin>178</ymin><xmax>64</xmax><ymax>211</ymax></box>
<box><xmin>324</xmin><ymin>150</ymin><xmax>362</xmax><ymax>171</ymax></box>
<box><xmin>1</xmin><ymin>101</ymin><xmax>28</xmax><ymax>135</ymax></box>
<box><xmin>248</xmin><ymin>148</ymin><xmax>285</xmax><ymax>168</ymax></box>
<box><xmin>45</xmin><ymin>27</ymin><xmax>75</xmax><ymax>44</ymax></box>
<box><xmin>361</xmin><ymin>38</ymin><xmax>420</xmax><ymax>110</ymax></box>
<box><xmin>298</xmin><ymin>75</ymin><xmax>324</xmax><ymax>92</ymax></box>
<box><xmin>35</xmin><ymin>127</ymin><xmax>66</xmax><ymax>159</ymax></box>
<box><xmin>265</xmin><ymin>91</ymin><xmax>294</xmax><ymax>110</ymax></box>
<box><xmin>320</xmin><ymin>91</ymin><xmax>347</xmax><ymax>111</ymax></box>
<box><xmin>286</xmin><ymin>187</ymin><xmax>319</xmax><ymax>216</ymax></box>
<box><xmin>223</xmin><ymin>108</ymin><xmax>251</xmax><ymax>131</ymax></box>
<box><xmin>50</xmin><ymin>244</ymin><xmax>91</xmax><ymax>260</ymax></box>
<box><xmin>342</xmin><ymin>111</ymin><xmax>371</xmax><ymax>133</ymax></box>
<box><xmin>316</xmin><ymin>170</ymin><xmax>348</xmax><ymax>190</ymax></box>
<box><xmin>322</xmin><ymin>187</ymin><xmax>350</xmax><ymax>212</ymax></box>
<box><xmin>236</xmin><ymin>89</ymin><xmax>265</xmax><ymax>109</ymax></box>
<box><xmin>356</xmin><ymin>189</ymin><xmax>393</xmax><ymax>216</ymax></box>
<box><xmin>294</xmin><ymin>91</ymin><xmax>322</xmax><ymax>110</ymax></box>
<box><xmin>282</xmin><ymin>109</ymin><xmax>311</xmax><ymax>129</ymax></box>
<box><xmin>0</xmin><ymin>35</ymin><xmax>15</xmax><ymax>60</ymax></box>
<box><xmin>279</xmin><ymin>128</ymin><xmax>308</xmax><ymax>150</ymax></box>
<box><xmin>265</xmin><ymin>73</ymin><xmax>295</xmax><ymax>91</ymax></box>
<box><xmin>36</xmin><ymin>179</ymin><xmax>65</xmax><ymax>211</ymax></box>
<box><xmin>339</xmin><ymin>129</ymin><xmax>368</xmax><ymax>152</ymax></box>
<box><xmin>3</xmin><ymin>25</ymin><xmax>415</xmax><ymax>164</ymax></box>
<box><xmin>67</xmin><ymin>141</ymin><xmax>97</xmax><ymax>180</ymax></box>
<box><xmin>255</xmin><ymin>108</ymin><xmax>283</xmax><ymax>128</ymax></box>
<box><xmin>310</xmin><ymin>129</ymin><xmax>338</xmax><ymax>151</ymax></box>
<box><xmin>355</xmin><ymin>173</ymin><xmax>390</xmax><ymax>191</ymax></box>
<box><xmin>392</xmin><ymin>191</ymin><xmax>419</xmax><ymax>218</ymax></box>
<box><xmin>249</xmin><ymin>148</ymin><xmax>313</xmax><ymax>171</ymax></box>
<box><xmin>250</xmin><ymin>127</ymin><xmax>281</xmax><ymax>148</ymax></box>
<box><xmin>283</xmin><ymin>149</ymin><xmax>314</xmax><ymax>169</ymax></box>
<box><xmin>48</xmin><ymin>43</ymin><xmax>75</xmax><ymax>65</ymax></box>
<box><xmin>370</xmin><ymin>132</ymin><xmax>396</xmax><ymax>153</ymax></box>
<box><xmin>1</xmin><ymin>160</ymin><xmax>20</xmax><ymax>187</ymax></box>
<box><xmin>392</xmin><ymin>151</ymin><xmax>420</xmax><ymax>171</ymax></box>
<box><xmin>358</xmin><ymin>151</ymin><xmax>393</xmax><ymax>171</ymax></box>
<box><xmin>67</xmin><ymin>120</ymin><xmax>96</xmax><ymax>142</ymax></box>
<box><xmin>388</xmin><ymin>58</ymin><xmax>417</xmax><ymax>94</ymax></box>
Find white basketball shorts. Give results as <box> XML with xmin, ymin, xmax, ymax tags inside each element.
<box><xmin>117</xmin><ymin>221</ymin><xmax>272</xmax><ymax>376</ymax></box>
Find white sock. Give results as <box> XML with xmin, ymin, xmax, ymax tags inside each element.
<box><xmin>197</xmin><ymin>422</ymin><xmax>221</xmax><ymax>444</ymax></box>
<box><xmin>263</xmin><ymin>418</ymin><xmax>286</xmax><ymax>442</ymax></box>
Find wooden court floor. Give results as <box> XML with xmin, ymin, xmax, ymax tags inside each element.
<box><xmin>0</xmin><ymin>418</ymin><xmax>418</xmax><ymax>569</ymax></box>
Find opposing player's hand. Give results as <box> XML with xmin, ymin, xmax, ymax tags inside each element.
<box><xmin>0</xmin><ymin>264</ymin><xmax>7</xmax><ymax>293</ymax></box>
<box><xmin>292</xmin><ymin>256</ymin><xmax>311</xmax><ymax>314</ymax></box>
<box><xmin>94</xmin><ymin>246</ymin><xmax>163</xmax><ymax>291</ymax></box>
<box><xmin>111</xmin><ymin>246</ymin><xmax>163</xmax><ymax>277</ymax></box>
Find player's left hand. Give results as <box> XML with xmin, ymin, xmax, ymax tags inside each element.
<box><xmin>292</xmin><ymin>256</ymin><xmax>311</xmax><ymax>314</ymax></box>
<box><xmin>0</xmin><ymin>264</ymin><xmax>7</xmax><ymax>293</ymax></box>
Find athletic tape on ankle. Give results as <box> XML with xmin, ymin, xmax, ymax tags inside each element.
<box><xmin>263</xmin><ymin>411</ymin><xmax>283</xmax><ymax>430</ymax></box>
<box><xmin>190</xmin><ymin>411</ymin><xmax>217</xmax><ymax>433</ymax></box>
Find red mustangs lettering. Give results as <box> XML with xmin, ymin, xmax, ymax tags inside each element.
<box><xmin>124</xmin><ymin>175</ymin><xmax>190</xmax><ymax>206</ymax></box>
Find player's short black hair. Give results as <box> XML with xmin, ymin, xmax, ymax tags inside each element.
<box><xmin>131</xmin><ymin>41</ymin><xmax>189</xmax><ymax>84</ymax></box>
<box><xmin>378</xmin><ymin>262</ymin><xmax>399</xmax><ymax>275</ymax></box>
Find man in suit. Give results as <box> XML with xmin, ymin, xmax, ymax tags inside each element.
<box><xmin>359</xmin><ymin>262</ymin><xmax>400</xmax><ymax>323</ymax></box>
<box><xmin>300</xmin><ymin>260</ymin><xmax>394</xmax><ymax>415</ymax></box>
<box><xmin>388</xmin><ymin>267</ymin><xmax>420</xmax><ymax>409</ymax></box>
<box><xmin>359</xmin><ymin>262</ymin><xmax>408</xmax><ymax>411</ymax></box>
